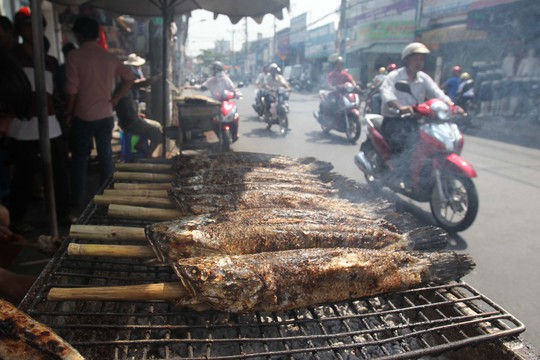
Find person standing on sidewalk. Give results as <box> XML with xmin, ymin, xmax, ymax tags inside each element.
<box><xmin>64</xmin><ymin>16</ymin><xmax>134</xmax><ymax>206</ymax></box>
<box><xmin>7</xmin><ymin>8</ymin><xmax>72</xmax><ymax>231</ymax></box>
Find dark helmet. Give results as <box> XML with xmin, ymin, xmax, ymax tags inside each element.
<box><xmin>210</xmin><ymin>61</ymin><xmax>224</xmax><ymax>74</ymax></box>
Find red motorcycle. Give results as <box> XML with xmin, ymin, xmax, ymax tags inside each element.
<box><xmin>313</xmin><ymin>82</ymin><xmax>361</xmax><ymax>143</ymax></box>
<box><xmin>354</xmin><ymin>82</ymin><xmax>478</xmax><ymax>232</ymax></box>
<box><xmin>211</xmin><ymin>89</ymin><xmax>241</xmax><ymax>152</ymax></box>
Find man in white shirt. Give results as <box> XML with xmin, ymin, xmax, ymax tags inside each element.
<box><xmin>379</xmin><ymin>42</ymin><xmax>461</xmax><ymax>182</ymax></box>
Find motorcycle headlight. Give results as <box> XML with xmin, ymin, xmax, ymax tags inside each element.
<box><xmin>430</xmin><ymin>100</ymin><xmax>451</xmax><ymax>121</ymax></box>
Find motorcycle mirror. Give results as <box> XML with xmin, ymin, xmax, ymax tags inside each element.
<box><xmin>395</xmin><ymin>81</ymin><xmax>412</xmax><ymax>94</ymax></box>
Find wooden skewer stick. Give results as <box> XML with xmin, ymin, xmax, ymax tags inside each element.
<box><xmin>48</xmin><ymin>282</ymin><xmax>186</xmax><ymax>301</ymax></box>
<box><xmin>67</xmin><ymin>243</ymin><xmax>155</xmax><ymax>257</ymax></box>
<box><xmin>114</xmin><ymin>182</ymin><xmax>172</xmax><ymax>190</ymax></box>
<box><xmin>108</xmin><ymin>204</ymin><xmax>185</xmax><ymax>221</ymax></box>
<box><xmin>115</xmin><ymin>163</ymin><xmax>172</xmax><ymax>173</ymax></box>
<box><xmin>103</xmin><ymin>189</ymin><xmax>169</xmax><ymax>198</ymax></box>
<box><xmin>69</xmin><ymin>225</ymin><xmax>146</xmax><ymax>241</ymax></box>
<box><xmin>113</xmin><ymin>171</ymin><xmax>175</xmax><ymax>183</ymax></box>
<box><xmin>93</xmin><ymin>194</ymin><xmax>176</xmax><ymax>208</ymax></box>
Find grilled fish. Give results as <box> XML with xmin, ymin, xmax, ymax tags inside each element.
<box><xmin>172</xmin><ymin>248</ymin><xmax>475</xmax><ymax>313</ymax></box>
<box><xmin>0</xmin><ymin>299</ymin><xmax>84</xmax><ymax>360</ymax></box>
<box><xmin>173</xmin><ymin>167</ymin><xmax>328</xmax><ymax>187</ymax></box>
<box><xmin>173</xmin><ymin>152</ymin><xmax>333</xmax><ymax>175</ymax></box>
<box><xmin>169</xmin><ymin>188</ymin><xmax>388</xmax><ymax>218</ymax></box>
<box><xmin>146</xmin><ymin>209</ymin><xmax>448</xmax><ymax>260</ymax></box>
<box><xmin>170</xmin><ymin>181</ymin><xmax>335</xmax><ymax>197</ymax></box>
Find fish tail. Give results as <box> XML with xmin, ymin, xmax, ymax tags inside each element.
<box><xmin>406</xmin><ymin>226</ymin><xmax>449</xmax><ymax>251</ymax></box>
<box><xmin>306</xmin><ymin>160</ymin><xmax>334</xmax><ymax>174</ymax></box>
<box><xmin>382</xmin><ymin>211</ymin><xmax>420</xmax><ymax>231</ymax></box>
<box><xmin>424</xmin><ymin>252</ymin><xmax>476</xmax><ymax>283</ymax></box>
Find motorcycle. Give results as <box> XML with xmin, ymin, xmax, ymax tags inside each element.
<box><xmin>363</xmin><ymin>87</ymin><xmax>382</xmax><ymax>116</ymax></box>
<box><xmin>211</xmin><ymin>89</ymin><xmax>241</xmax><ymax>152</ymax></box>
<box><xmin>263</xmin><ymin>87</ymin><xmax>290</xmax><ymax>136</ymax></box>
<box><xmin>252</xmin><ymin>88</ymin><xmax>267</xmax><ymax>118</ymax></box>
<box><xmin>354</xmin><ymin>81</ymin><xmax>479</xmax><ymax>232</ymax></box>
<box><xmin>313</xmin><ymin>82</ymin><xmax>362</xmax><ymax>143</ymax></box>
<box><xmin>453</xmin><ymin>78</ymin><xmax>476</xmax><ymax>131</ymax></box>
<box><xmin>291</xmin><ymin>77</ymin><xmax>313</xmax><ymax>92</ymax></box>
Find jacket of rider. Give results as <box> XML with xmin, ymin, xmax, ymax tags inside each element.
<box><xmin>380</xmin><ymin>67</ymin><xmax>450</xmax><ymax>118</ymax></box>
<box><xmin>327</xmin><ymin>69</ymin><xmax>355</xmax><ymax>87</ymax></box>
<box><xmin>201</xmin><ymin>71</ymin><xmax>236</xmax><ymax>98</ymax></box>
<box><xmin>264</xmin><ymin>73</ymin><xmax>289</xmax><ymax>90</ymax></box>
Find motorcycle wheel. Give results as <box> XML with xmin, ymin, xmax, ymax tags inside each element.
<box><xmin>319</xmin><ymin>116</ymin><xmax>331</xmax><ymax>135</ymax></box>
<box><xmin>279</xmin><ymin>113</ymin><xmax>289</xmax><ymax>137</ymax></box>
<box><xmin>346</xmin><ymin>116</ymin><xmax>361</xmax><ymax>143</ymax></box>
<box><xmin>429</xmin><ymin>172</ymin><xmax>479</xmax><ymax>233</ymax></box>
<box><xmin>220</xmin><ymin>128</ymin><xmax>232</xmax><ymax>152</ymax></box>
<box><xmin>359</xmin><ymin>140</ymin><xmax>383</xmax><ymax>192</ymax></box>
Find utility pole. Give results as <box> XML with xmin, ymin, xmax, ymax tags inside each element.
<box><xmin>273</xmin><ymin>17</ymin><xmax>277</xmax><ymax>63</ymax></box>
<box><xmin>338</xmin><ymin>0</ymin><xmax>347</xmax><ymax>60</ymax></box>
<box><xmin>245</xmin><ymin>18</ymin><xmax>249</xmax><ymax>78</ymax></box>
<box><xmin>231</xmin><ymin>29</ymin><xmax>235</xmax><ymax>66</ymax></box>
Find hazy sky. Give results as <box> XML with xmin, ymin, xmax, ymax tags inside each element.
<box><xmin>185</xmin><ymin>1</ymin><xmax>341</xmax><ymax>56</ymax></box>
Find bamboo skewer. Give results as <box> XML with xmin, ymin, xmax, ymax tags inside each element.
<box><xmin>108</xmin><ymin>204</ymin><xmax>184</xmax><ymax>221</ymax></box>
<box><xmin>48</xmin><ymin>282</ymin><xmax>186</xmax><ymax>301</ymax></box>
<box><xmin>67</xmin><ymin>243</ymin><xmax>155</xmax><ymax>257</ymax></box>
<box><xmin>113</xmin><ymin>171</ymin><xmax>175</xmax><ymax>183</ymax></box>
<box><xmin>114</xmin><ymin>182</ymin><xmax>172</xmax><ymax>190</ymax></box>
<box><xmin>115</xmin><ymin>163</ymin><xmax>172</xmax><ymax>173</ymax></box>
<box><xmin>69</xmin><ymin>225</ymin><xmax>146</xmax><ymax>241</ymax></box>
<box><xmin>103</xmin><ymin>189</ymin><xmax>169</xmax><ymax>198</ymax></box>
<box><xmin>93</xmin><ymin>194</ymin><xmax>176</xmax><ymax>208</ymax></box>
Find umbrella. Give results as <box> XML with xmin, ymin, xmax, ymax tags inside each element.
<box><xmin>31</xmin><ymin>0</ymin><xmax>289</xmax><ymax>235</ymax></box>
<box><xmin>48</xmin><ymin>0</ymin><xmax>288</xmax><ymax>23</ymax></box>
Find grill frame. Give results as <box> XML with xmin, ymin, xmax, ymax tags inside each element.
<box><xmin>19</xmin><ymin>179</ymin><xmax>526</xmax><ymax>360</ymax></box>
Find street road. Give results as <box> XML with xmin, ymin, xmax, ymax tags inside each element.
<box><xmin>213</xmin><ymin>85</ymin><xmax>540</xmax><ymax>347</ymax></box>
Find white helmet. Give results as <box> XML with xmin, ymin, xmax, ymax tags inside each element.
<box><xmin>401</xmin><ymin>42</ymin><xmax>430</xmax><ymax>60</ymax></box>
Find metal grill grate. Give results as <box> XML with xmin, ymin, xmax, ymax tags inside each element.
<box><xmin>19</xmin><ymin>186</ymin><xmax>525</xmax><ymax>359</ymax></box>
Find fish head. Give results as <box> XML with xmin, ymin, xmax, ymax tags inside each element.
<box><xmin>168</xmin><ymin>230</ymin><xmax>223</xmax><ymax>258</ymax></box>
<box><xmin>175</xmin><ymin>256</ymin><xmax>265</xmax><ymax>312</ymax></box>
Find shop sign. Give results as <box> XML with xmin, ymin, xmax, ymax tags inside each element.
<box><xmin>305</xmin><ymin>23</ymin><xmax>336</xmax><ymax>59</ymax></box>
<box><xmin>346</xmin><ymin>0</ymin><xmax>416</xmax><ymax>51</ymax></box>
<box><xmin>290</xmin><ymin>13</ymin><xmax>307</xmax><ymax>45</ymax></box>
<box><xmin>423</xmin><ymin>0</ymin><xmax>521</xmax><ymax>18</ymax></box>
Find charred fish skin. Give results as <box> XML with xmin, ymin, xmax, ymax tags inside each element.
<box><xmin>172</xmin><ymin>152</ymin><xmax>333</xmax><ymax>175</ymax></box>
<box><xmin>146</xmin><ymin>214</ymin><xmax>448</xmax><ymax>262</ymax></box>
<box><xmin>169</xmin><ymin>189</ymin><xmax>387</xmax><ymax>218</ymax></box>
<box><xmin>0</xmin><ymin>299</ymin><xmax>84</xmax><ymax>360</ymax></box>
<box><xmin>172</xmin><ymin>248</ymin><xmax>475</xmax><ymax>313</ymax></box>
<box><xmin>172</xmin><ymin>167</ymin><xmax>327</xmax><ymax>188</ymax></box>
<box><xmin>169</xmin><ymin>181</ymin><xmax>336</xmax><ymax>197</ymax></box>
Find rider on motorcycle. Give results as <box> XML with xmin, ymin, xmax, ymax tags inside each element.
<box><xmin>319</xmin><ymin>55</ymin><xmax>357</xmax><ymax>119</ymax></box>
<box><xmin>186</xmin><ymin>60</ymin><xmax>236</xmax><ymax>99</ymax></box>
<box><xmin>263</xmin><ymin>63</ymin><xmax>291</xmax><ymax>118</ymax></box>
<box><xmin>253</xmin><ymin>64</ymin><xmax>269</xmax><ymax>117</ymax></box>
<box><xmin>366</xmin><ymin>67</ymin><xmax>388</xmax><ymax>115</ymax></box>
<box><xmin>379</xmin><ymin>42</ymin><xmax>462</xmax><ymax>182</ymax></box>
